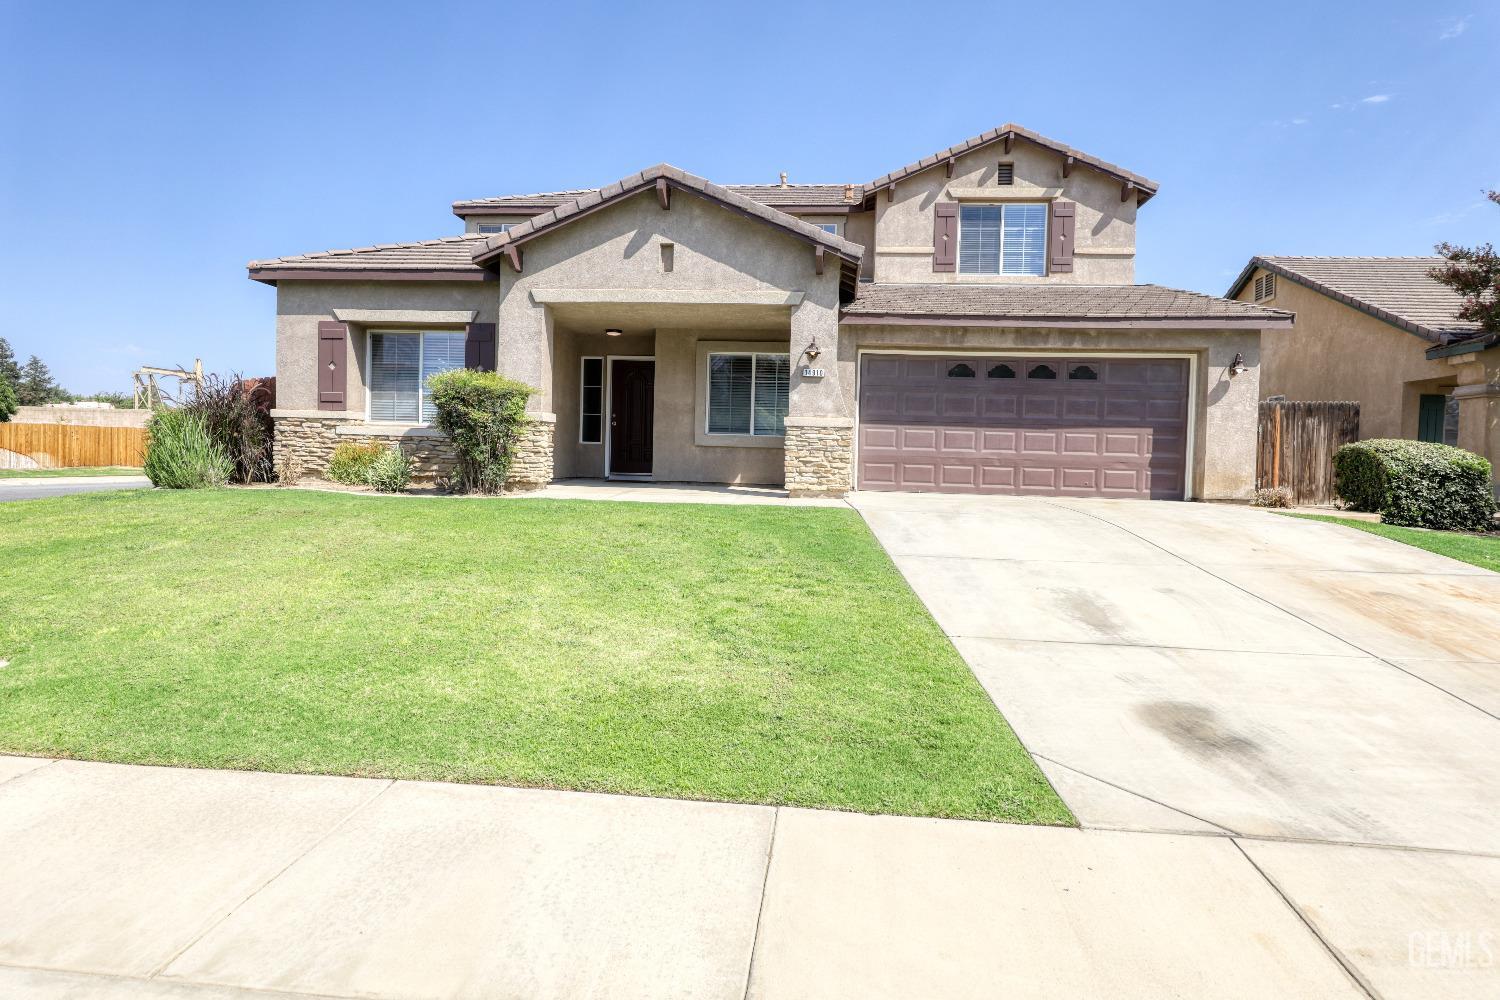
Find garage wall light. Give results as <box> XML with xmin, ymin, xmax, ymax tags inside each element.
<box><xmin>1228</xmin><ymin>353</ymin><xmax>1248</xmax><ymax>376</ymax></box>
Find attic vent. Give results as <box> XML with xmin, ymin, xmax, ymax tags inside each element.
<box><xmin>996</xmin><ymin>163</ymin><xmax>1015</xmax><ymax>186</ymax></box>
<box><xmin>1253</xmin><ymin>273</ymin><xmax>1277</xmax><ymax>301</ymax></box>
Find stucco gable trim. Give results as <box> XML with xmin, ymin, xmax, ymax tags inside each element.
<box><xmin>529</xmin><ymin>289</ymin><xmax>806</xmax><ymax>308</ymax></box>
<box><xmin>332</xmin><ymin>308</ymin><xmax>479</xmax><ymax>324</ymax></box>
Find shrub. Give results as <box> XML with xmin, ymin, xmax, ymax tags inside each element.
<box><xmin>1251</xmin><ymin>486</ymin><xmax>1294</xmax><ymax>508</ymax></box>
<box><xmin>179</xmin><ymin>373</ymin><xmax>273</xmax><ymax>484</ymax></box>
<box><xmin>426</xmin><ymin>369</ymin><xmax>536</xmax><ymax>493</ymax></box>
<box><xmin>365</xmin><ymin>446</ymin><xmax>413</xmax><ymax>493</ymax></box>
<box><xmin>326</xmin><ymin>442</ymin><xmax>386</xmax><ymax>485</ymax></box>
<box><xmin>1333</xmin><ymin>438</ymin><xmax>1497</xmax><ymax>531</ymax></box>
<box><xmin>143</xmin><ymin>409</ymin><xmax>233</xmax><ymax>489</ymax></box>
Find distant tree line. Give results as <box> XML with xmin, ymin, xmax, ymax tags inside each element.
<box><xmin>0</xmin><ymin>337</ymin><xmax>131</xmax><ymax>423</ymax></box>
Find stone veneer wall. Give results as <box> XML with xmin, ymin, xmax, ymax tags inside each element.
<box><xmin>272</xmin><ymin>411</ymin><xmax>557</xmax><ymax>490</ymax></box>
<box><xmin>783</xmin><ymin>417</ymin><xmax>854</xmax><ymax>498</ymax></box>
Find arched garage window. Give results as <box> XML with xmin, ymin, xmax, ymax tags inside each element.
<box><xmin>1027</xmin><ymin>364</ymin><xmax>1057</xmax><ymax>380</ymax></box>
<box><xmin>1068</xmin><ymin>364</ymin><xmax>1098</xmax><ymax>381</ymax></box>
<box><xmin>987</xmin><ymin>363</ymin><xmax>1016</xmax><ymax>379</ymax></box>
<box><xmin>947</xmin><ymin>363</ymin><xmax>976</xmax><ymax>378</ymax></box>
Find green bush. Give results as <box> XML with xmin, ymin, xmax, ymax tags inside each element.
<box><xmin>143</xmin><ymin>410</ymin><xmax>233</xmax><ymax>489</ymax></box>
<box><xmin>1333</xmin><ymin>439</ymin><xmax>1497</xmax><ymax>531</ymax></box>
<box><xmin>326</xmin><ymin>442</ymin><xmax>385</xmax><ymax>485</ymax></box>
<box><xmin>365</xmin><ymin>446</ymin><xmax>413</xmax><ymax>493</ymax></box>
<box><xmin>427</xmin><ymin>369</ymin><xmax>536</xmax><ymax>493</ymax></box>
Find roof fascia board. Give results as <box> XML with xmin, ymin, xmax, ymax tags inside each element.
<box><xmin>248</xmin><ymin>268</ymin><xmax>494</xmax><ymax>285</ymax></box>
<box><xmin>839</xmin><ymin>314</ymin><xmax>1294</xmax><ymax>330</ymax></box>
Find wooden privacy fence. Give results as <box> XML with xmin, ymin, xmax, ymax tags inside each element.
<box><xmin>1256</xmin><ymin>400</ymin><xmax>1360</xmax><ymax>505</ymax></box>
<box><xmin>0</xmin><ymin>422</ymin><xmax>146</xmax><ymax>469</ymax></box>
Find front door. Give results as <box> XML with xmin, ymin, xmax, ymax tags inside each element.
<box><xmin>609</xmin><ymin>359</ymin><xmax>654</xmax><ymax>476</ymax></box>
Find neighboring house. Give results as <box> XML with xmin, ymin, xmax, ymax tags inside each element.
<box><xmin>1228</xmin><ymin>257</ymin><xmax>1499</xmax><ymax>490</ymax></box>
<box><xmin>250</xmin><ymin>124</ymin><xmax>1291</xmax><ymax>499</ymax></box>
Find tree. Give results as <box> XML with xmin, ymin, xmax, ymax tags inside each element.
<box><xmin>0</xmin><ymin>337</ymin><xmax>19</xmax><ymax>390</ymax></box>
<box><xmin>0</xmin><ymin>375</ymin><xmax>15</xmax><ymax>423</ymax></box>
<box><xmin>16</xmin><ymin>355</ymin><xmax>62</xmax><ymax>407</ymax></box>
<box><xmin>1430</xmin><ymin>190</ymin><xmax>1500</xmax><ymax>335</ymax></box>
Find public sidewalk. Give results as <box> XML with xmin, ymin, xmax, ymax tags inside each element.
<box><xmin>0</xmin><ymin>754</ymin><xmax>1444</xmax><ymax>1000</ymax></box>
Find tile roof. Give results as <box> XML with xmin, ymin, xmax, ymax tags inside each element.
<box><xmin>1227</xmin><ymin>256</ymin><xmax>1480</xmax><ymax>343</ymax></box>
<box><xmin>471</xmin><ymin>164</ymin><xmax>866</xmax><ymax>266</ymax></box>
<box><xmin>866</xmin><ymin>124</ymin><xmax>1160</xmax><ymax>204</ymax></box>
<box><xmin>842</xmin><ymin>283</ymin><xmax>1291</xmax><ymax>326</ymax></box>
<box><xmin>454</xmin><ymin>183</ymin><xmax>863</xmax><ymax>213</ymax></box>
<box><xmin>246</xmin><ymin>234</ymin><xmax>491</xmax><ymax>281</ymax></box>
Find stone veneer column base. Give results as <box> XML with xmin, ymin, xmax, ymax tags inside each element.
<box><xmin>505</xmin><ymin>413</ymin><xmax>556</xmax><ymax>492</ymax></box>
<box><xmin>783</xmin><ymin>416</ymin><xmax>855</xmax><ymax>498</ymax></box>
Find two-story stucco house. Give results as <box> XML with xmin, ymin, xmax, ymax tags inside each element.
<box><xmin>250</xmin><ymin>124</ymin><xmax>1291</xmax><ymax>499</ymax></box>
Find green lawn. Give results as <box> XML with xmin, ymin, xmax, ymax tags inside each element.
<box><xmin>0</xmin><ymin>466</ymin><xmax>143</xmax><ymax>479</ymax></box>
<box><xmin>0</xmin><ymin>489</ymin><xmax>1069</xmax><ymax>824</ymax></box>
<box><xmin>1287</xmin><ymin>513</ymin><xmax>1500</xmax><ymax>573</ymax></box>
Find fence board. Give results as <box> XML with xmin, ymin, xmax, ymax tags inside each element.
<box><xmin>0</xmin><ymin>422</ymin><xmax>146</xmax><ymax>469</ymax></box>
<box><xmin>1256</xmin><ymin>401</ymin><xmax>1360</xmax><ymax>505</ymax></box>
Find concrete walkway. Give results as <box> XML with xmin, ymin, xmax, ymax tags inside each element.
<box><xmin>0</xmin><ymin>755</ymin><xmax>1380</xmax><ymax>1000</ymax></box>
<box><xmin>0</xmin><ymin>474</ymin><xmax>150</xmax><ymax>502</ymax></box>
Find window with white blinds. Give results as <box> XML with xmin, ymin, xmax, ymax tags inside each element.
<box><xmin>476</xmin><ymin>223</ymin><xmax>513</xmax><ymax>234</ymax></box>
<box><xmin>707</xmin><ymin>352</ymin><xmax>789</xmax><ymax>436</ymax></box>
<box><xmin>959</xmin><ymin>203</ymin><xmax>1047</xmax><ymax>276</ymax></box>
<box><xmin>368</xmin><ymin>330</ymin><xmax>467</xmax><ymax>423</ymax></box>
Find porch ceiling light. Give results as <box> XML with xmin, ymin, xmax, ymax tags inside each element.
<box><xmin>605</xmin><ymin>328</ymin><xmax>622</xmax><ymax>337</ymax></box>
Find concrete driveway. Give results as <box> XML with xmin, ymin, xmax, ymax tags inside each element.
<box><xmin>854</xmin><ymin>492</ymin><xmax>1500</xmax><ymax>997</ymax></box>
<box><xmin>0</xmin><ymin>474</ymin><xmax>150</xmax><ymax>502</ymax></box>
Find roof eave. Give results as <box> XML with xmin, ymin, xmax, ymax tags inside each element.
<box><xmin>247</xmin><ymin>267</ymin><xmax>494</xmax><ymax>285</ymax></box>
<box><xmin>838</xmin><ymin>313</ymin><xmax>1294</xmax><ymax>330</ymax></box>
<box><xmin>1426</xmin><ymin>333</ymin><xmax>1500</xmax><ymax>360</ymax></box>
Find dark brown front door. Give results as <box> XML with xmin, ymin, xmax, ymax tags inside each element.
<box><xmin>609</xmin><ymin>359</ymin><xmax>654</xmax><ymax>476</ymax></box>
<box><xmin>858</xmin><ymin>355</ymin><xmax>1189</xmax><ymax>499</ymax></box>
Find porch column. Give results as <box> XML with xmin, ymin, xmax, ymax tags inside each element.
<box><xmin>496</xmin><ymin>282</ymin><xmax>556</xmax><ymax>487</ymax></box>
<box><xmin>784</xmin><ymin>290</ymin><xmax>852</xmax><ymax>497</ymax></box>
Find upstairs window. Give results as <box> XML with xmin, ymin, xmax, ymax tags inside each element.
<box><xmin>959</xmin><ymin>204</ymin><xmax>1046</xmax><ymax>276</ymax></box>
<box><xmin>1253</xmin><ymin>273</ymin><xmax>1277</xmax><ymax>301</ymax></box>
<box><xmin>706</xmin><ymin>353</ymin><xmax>789</xmax><ymax>436</ymax></box>
<box><xmin>476</xmin><ymin>222</ymin><xmax>514</xmax><ymax>235</ymax></box>
<box><xmin>815</xmin><ymin>223</ymin><xmax>840</xmax><ymax>235</ymax></box>
<box><xmin>368</xmin><ymin>330</ymin><xmax>466</xmax><ymax>423</ymax></box>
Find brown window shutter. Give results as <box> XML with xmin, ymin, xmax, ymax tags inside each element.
<box><xmin>933</xmin><ymin>202</ymin><xmax>958</xmax><ymax>272</ymax></box>
<box><xmin>1049</xmin><ymin>201</ymin><xmax>1075</xmax><ymax>274</ymax></box>
<box><xmin>464</xmin><ymin>322</ymin><xmax>496</xmax><ymax>371</ymax></box>
<box><xmin>317</xmin><ymin>321</ymin><xmax>347</xmax><ymax>410</ymax></box>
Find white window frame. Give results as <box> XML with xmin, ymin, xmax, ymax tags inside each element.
<box><xmin>364</xmin><ymin>328</ymin><xmax>466</xmax><ymax>425</ymax></box>
<box><xmin>475</xmin><ymin>222</ymin><xmax>513</xmax><ymax>235</ymax></box>
<box><xmin>703</xmin><ymin>351</ymin><xmax>790</xmax><ymax>438</ymax></box>
<box><xmin>957</xmin><ymin>202</ymin><xmax>1048</xmax><ymax>276</ymax></box>
<box><xmin>579</xmin><ymin>355</ymin><xmax>604</xmax><ymax>444</ymax></box>
<box><xmin>815</xmin><ymin>222</ymin><xmax>840</xmax><ymax>235</ymax></box>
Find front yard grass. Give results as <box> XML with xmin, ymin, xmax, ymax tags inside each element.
<box><xmin>0</xmin><ymin>489</ymin><xmax>1069</xmax><ymax>824</ymax></box>
<box><xmin>1287</xmin><ymin>513</ymin><xmax>1500</xmax><ymax>573</ymax></box>
<box><xmin>0</xmin><ymin>465</ymin><xmax>142</xmax><ymax>478</ymax></box>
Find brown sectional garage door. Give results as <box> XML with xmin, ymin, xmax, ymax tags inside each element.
<box><xmin>858</xmin><ymin>354</ymin><xmax>1189</xmax><ymax>499</ymax></box>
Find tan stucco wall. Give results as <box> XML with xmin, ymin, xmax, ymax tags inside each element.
<box><xmin>1235</xmin><ymin>267</ymin><xmax>1459</xmax><ymax>439</ymax></box>
<box><xmin>273</xmin><ymin>280</ymin><xmax>497</xmax><ymax>412</ymax></box>
<box><xmin>871</xmin><ymin>141</ymin><xmax>1137</xmax><ymax>285</ymax></box>
<box><xmin>837</xmin><ymin>324</ymin><xmax>1263</xmax><ymax>500</ymax></box>
<box><xmin>495</xmin><ymin>188</ymin><xmax>842</xmax><ymax>415</ymax></box>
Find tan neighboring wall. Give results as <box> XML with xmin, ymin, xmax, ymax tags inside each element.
<box><xmin>1233</xmin><ymin>267</ymin><xmax>1454</xmax><ymax>440</ymax></box>
<box><xmin>838</xmin><ymin>324</ymin><xmax>1262</xmax><ymax>500</ymax></box>
<box><xmin>871</xmin><ymin>141</ymin><xmax>1136</xmax><ymax>285</ymax></box>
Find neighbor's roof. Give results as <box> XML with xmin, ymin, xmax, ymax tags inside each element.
<box><xmin>471</xmin><ymin>164</ymin><xmax>865</xmax><ymax>276</ymax></box>
<box><xmin>247</xmin><ymin>234</ymin><xmax>492</xmax><ymax>284</ymax></box>
<box><xmin>454</xmin><ymin>183</ymin><xmax>864</xmax><ymax>214</ymax></box>
<box><xmin>1226</xmin><ymin>256</ymin><xmax>1480</xmax><ymax>345</ymax></box>
<box><xmin>865</xmin><ymin>124</ymin><xmax>1160</xmax><ymax>205</ymax></box>
<box><xmin>842</xmin><ymin>283</ymin><xmax>1292</xmax><ymax>327</ymax></box>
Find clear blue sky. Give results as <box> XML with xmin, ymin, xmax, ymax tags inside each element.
<box><xmin>1</xmin><ymin>0</ymin><xmax>1493</xmax><ymax>394</ymax></box>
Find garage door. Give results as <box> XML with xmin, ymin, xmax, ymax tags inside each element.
<box><xmin>857</xmin><ymin>355</ymin><xmax>1189</xmax><ymax>499</ymax></box>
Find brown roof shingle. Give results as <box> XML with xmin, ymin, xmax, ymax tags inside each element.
<box><xmin>247</xmin><ymin>233</ymin><xmax>491</xmax><ymax>282</ymax></box>
<box><xmin>1227</xmin><ymin>256</ymin><xmax>1479</xmax><ymax>343</ymax></box>
<box><xmin>842</xmin><ymin>283</ymin><xmax>1291</xmax><ymax>326</ymax></box>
